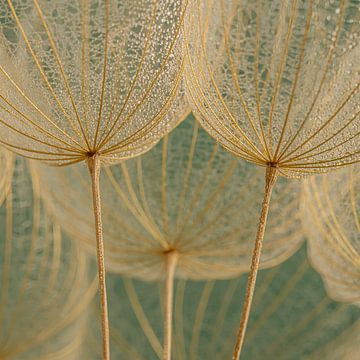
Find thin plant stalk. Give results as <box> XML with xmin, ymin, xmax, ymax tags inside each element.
<box><xmin>88</xmin><ymin>155</ymin><xmax>110</xmax><ymax>360</ymax></box>
<box><xmin>163</xmin><ymin>250</ymin><xmax>178</xmax><ymax>360</ymax></box>
<box><xmin>232</xmin><ymin>165</ymin><xmax>278</xmax><ymax>360</ymax></box>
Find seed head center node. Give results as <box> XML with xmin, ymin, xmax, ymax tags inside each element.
<box><xmin>163</xmin><ymin>247</ymin><xmax>177</xmax><ymax>256</ymax></box>
<box><xmin>86</xmin><ymin>151</ymin><xmax>99</xmax><ymax>159</ymax></box>
<box><xmin>267</xmin><ymin>161</ymin><xmax>279</xmax><ymax>168</ymax></box>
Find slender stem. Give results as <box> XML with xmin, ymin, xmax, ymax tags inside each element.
<box><xmin>87</xmin><ymin>155</ymin><xmax>110</xmax><ymax>360</ymax></box>
<box><xmin>163</xmin><ymin>250</ymin><xmax>178</xmax><ymax>360</ymax></box>
<box><xmin>232</xmin><ymin>165</ymin><xmax>278</xmax><ymax>360</ymax></box>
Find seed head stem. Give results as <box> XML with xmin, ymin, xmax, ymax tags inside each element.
<box><xmin>88</xmin><ymin>154</ymin><xmax>110</xmax><ymax>360</ymax></box>
<box><xmin>163</xmin><ymin>250</ymin><xmax>178</xmax><ymax>360</ymax></box>
<box><xmin>232</xmin><ymin>165</ymin><xmax>278</xmax><ymax>360</ymax></box>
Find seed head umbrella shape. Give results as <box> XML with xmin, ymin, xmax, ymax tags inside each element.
<box><xmin>0</xmin><ymin>157</ymin><xmax>98</xmax><ymax>359</ymax></box>
<box><xmin>302</xmin><ymin>165</ymin><xmax>360</xmax><ymax>306</ymax></box>
<box><xmin>0</xmin><ymin>1</ymin><xmax>188</xmax><ymax>358</ymax></box>
<box><xmin>35</xmin><ymin>116</ymin><xmax>304</xmax><ymax>359</ymax></box>
<box><xmin>184</xmin><ymin>1</ymin><xmax>360</xmax><ymax>357</ymax></box>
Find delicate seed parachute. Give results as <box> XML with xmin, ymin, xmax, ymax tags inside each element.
<box><xmin>302</xmin><ymin>165</ymin><xmax>360</xmax><ymax>306</ymax></box>
<box><xmin>0</xmin><ymin>0</ymin><xmax>188</xmax><ymax>164</ymax></box>
<box><xmin>185</xmin><ymin>0</ymin><xmax>360</xmax><ymax>177</ymax></box>
<box><xmin>0</xmin><ymin>157</ymin><xmax>97</xmax><ymax>359</ymax></box>
<box><xmin>184</xmin><ymin>1</ymin><xmax>360</xmax><ymax>357</ymax></box>
<box><xmin>0</xmin><ymin>1</ymin><xmax>189</xmax><ymax>356</ymax></box>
